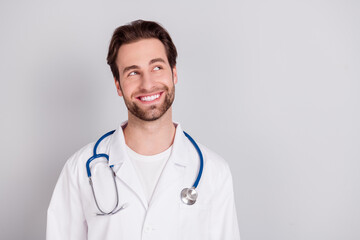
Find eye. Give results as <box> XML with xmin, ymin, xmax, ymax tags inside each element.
<box><xmin>128</xmin><ymin>71</ymin><xmax>138</xmax><ymax>76</ymax></box>
<box><xmin>153</xmin><ymin>66</ymin><xmax>162</xmax><ymax>71</ymax></box>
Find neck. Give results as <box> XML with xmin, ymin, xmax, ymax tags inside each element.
<box><xmin>123</xmin><ymin>107</ymin><xmax>176</xmax><ymax>155</ymax></box>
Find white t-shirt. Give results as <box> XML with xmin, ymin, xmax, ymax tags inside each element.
<box><xmin>126</xmin><ymin>145</ymin><xmax>172</xmax><ymax>203</ymax></box>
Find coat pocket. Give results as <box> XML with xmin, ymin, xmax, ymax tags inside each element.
<box><xmin>178</xmin><ymin>203</ymin><xmax>210</xmax><ymax>239</ymax></box>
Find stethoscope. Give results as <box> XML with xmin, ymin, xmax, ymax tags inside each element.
<box><xmin>86</xmin><ymin>129</ymin><xmax>204</xmax><ymax>216</ymax></box>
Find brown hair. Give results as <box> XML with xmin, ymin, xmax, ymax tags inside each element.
<box><xmin>107</xmin><ymin>19</ymin><xmax>178</xmax><ymax>81</ymax></box>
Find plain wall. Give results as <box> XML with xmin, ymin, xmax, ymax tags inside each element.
<box><xmin>0</xmin><ymin>0</ymin><xmax>359</xmax><ymax>239</ymax></box>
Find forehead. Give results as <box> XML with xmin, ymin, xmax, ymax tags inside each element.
<box><xmin>116</xmin><ymin>38</ymin><xmax>168</xmax><ymax>69</ymax></box>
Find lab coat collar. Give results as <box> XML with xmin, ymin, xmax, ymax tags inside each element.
<box><xmin>107</xmin><ymin>120</ymin><xmax>189</xmax><ymax>209</ymax></box>
<box><xmin>108</xmin><ymin>121</ymin><xmax>189</xmax><ymax>167</ymax></box>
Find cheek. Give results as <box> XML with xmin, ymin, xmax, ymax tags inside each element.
<box><xmin>156</xmin><ymin>72</ymin><xmax>174</xmax><ymax>83</ymax></box>
<box><xmin>121</xmin><ymin>82</ymin><xmax>137</xmax><ymax>97</ymax></box>
<box><xmin>122</xmin><ymin>81</ymin><xmax>132</xmax><ymax>90</ymax></box>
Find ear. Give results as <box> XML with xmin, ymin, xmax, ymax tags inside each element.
<box><xmin>114</xmin><ymin>78</ymin><xmax>123</xmax><ymax>97</ymax></box>
<box><xmin>172</xmin><ymin>66</ymin><xmax>178</xmax><ymax>85</ymax></box>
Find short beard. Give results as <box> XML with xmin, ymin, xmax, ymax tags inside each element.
<box><xmin>122</xmin><ymin>82</ymin><xmax>175</xmax><ymax>122</ymax></box>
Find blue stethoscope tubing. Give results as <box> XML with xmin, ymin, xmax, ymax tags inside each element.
<box><xmin>86</xmin><ymin>129</ymin><xmax>204</xmax><ymax>215</ymax></box>
<box><xmin>86</xmin><ymin>130</ymin><xmax>116</xmax><ymax>178</ymax></box>
<box><xmin>182</xmin><ymin>131</ymin><xmax>203</xmax><ymax>188</ymax></box>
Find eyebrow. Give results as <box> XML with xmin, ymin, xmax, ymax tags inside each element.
<box><xmin>122</xmin><ymin>65</ymin><xmax>139</xmax><ymax>75</ymax></box>
<box><xmin>149</xmin><ymin>58</ymin><xmax>166</xmax><ymax>65</ymax></box>
<box><xmin>122</xmin><ymin>58</ymin><xmax>167</xmax><ymax>75</ymax></box>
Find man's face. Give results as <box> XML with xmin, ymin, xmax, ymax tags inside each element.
<box><xmin>115</xmin><ymin>38</ymin><xmax>177</xmax><ymax>121</ymax></box>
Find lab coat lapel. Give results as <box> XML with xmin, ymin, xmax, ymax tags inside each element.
<box><xmin>108</xmin><ymin>122</ymin><xmax>148</xmax><ymax>210</ymax></box>
<box><xmin>150</xmin><ymin>124</ymin><xmax>189</xmax><ymax>204</ymax></box>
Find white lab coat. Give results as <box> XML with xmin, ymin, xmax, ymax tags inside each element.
<box><xmin>47</xmin><ymin>122</ymin><xmax>240</xmax><ymax>240</ymax></box>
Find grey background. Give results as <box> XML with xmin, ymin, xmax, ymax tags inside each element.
<box><xmin>1</xmin><ymin>0</ymin><xmax>359</xmax><ymax>239</ymax></box>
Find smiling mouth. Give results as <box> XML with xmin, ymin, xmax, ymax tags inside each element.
<box><xmin>136</xmin><ymin>92</ymin><xmax>163</xmax><ymax>102</ymax></box>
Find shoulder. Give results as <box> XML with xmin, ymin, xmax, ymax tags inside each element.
<box><xmin>189</xmin><ymin>142</ymin><xmax>233</xmax><ymax>189</ymax></box>
<box><xmin>64</xmin><ymin>132</ymin><xmax>115</xmax><ymax>176</ymax></box>
<box><xmin>62</xmin><ymin>142</ymin><xmax>96</xmax><ymax>178</ymax></box>
<box><xmin>198</xmin><ymin>143</ymin><xmax>230</xmax><ymax>173</ymax></box>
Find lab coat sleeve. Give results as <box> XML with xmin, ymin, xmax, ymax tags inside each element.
<box><xmin>210</xmin><ymin>162</ymin><xmax>241</xmax><ymax>240</ymax></box>
<box><xmin>47</xmin><ymin>156</ymin><xmax>87</xmax><ymax>240</ymax></box>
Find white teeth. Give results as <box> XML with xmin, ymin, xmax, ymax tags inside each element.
<box><xmin>140</xmin><ymin>93</ymin><xmax>160</xmax><ymax>102</ymax></box>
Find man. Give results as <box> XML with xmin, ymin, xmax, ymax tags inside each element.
<box><xmin>47</xmin><ymin>20</ymin><xmax>240</xmax><ymax>240</ymax></box>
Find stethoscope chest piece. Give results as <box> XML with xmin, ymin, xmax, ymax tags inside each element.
<box><xmin>181</xmin><ymin>187</ymin><xmax>198</xmax><ymax>205</ymax></box>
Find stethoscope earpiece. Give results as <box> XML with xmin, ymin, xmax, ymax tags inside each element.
<box><xmin>181</xmin><ymin>187</ymin><xmax>198</xmax><ymax>205</ymax></box>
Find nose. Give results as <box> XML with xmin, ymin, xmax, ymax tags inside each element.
<box><xmin>139</xmin><ymin>72</ymin><xmax>153</xmax><ymax>90</ymax></box>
